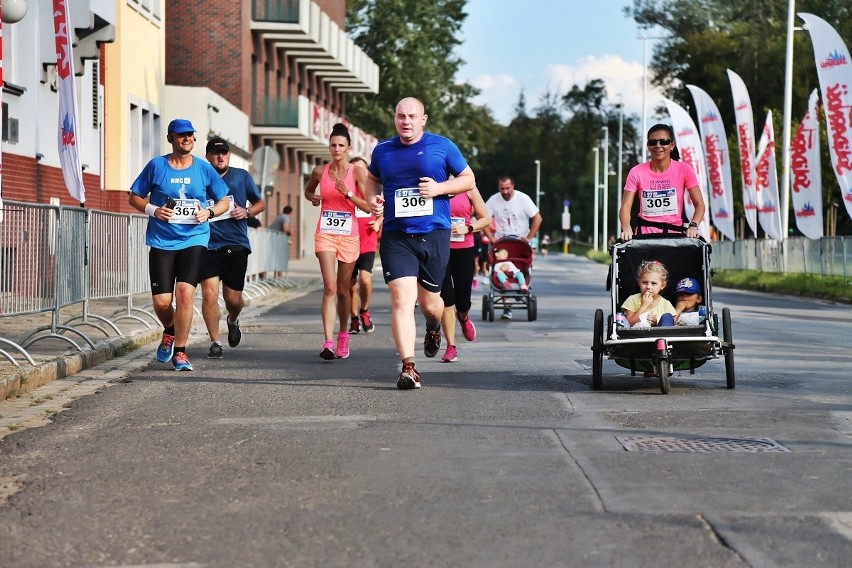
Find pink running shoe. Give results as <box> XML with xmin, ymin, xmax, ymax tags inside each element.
<box><xmin>320</xmin><ymin>340</ymin><xmax>335</xmax><ymax>360</ymax></box>
<box><xmin>459</xmin><ymin>317</ymin><xmax>477</xmax><ymax>342</ymax></box>
<box><xmin>335</xmin><ymin>331</ymin><xmax>350</xmax><ymax>359</ymax></box>
<box><xmin>441</xmin><ymin>345</ymin><xmax>458</xmax><ymax>362</ymax></box>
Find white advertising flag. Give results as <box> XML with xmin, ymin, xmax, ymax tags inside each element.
<box><xmin>755</xmin><ymin>112</ymin><xmax>784</xmax><ymax>240</ymax></box>
<box><xmin>53</xmin><ymin>0</ymin><xmax>86</xmax><ymax>204</ymax></box>
<box><xmin>662</xmin><ymin>97</ymin><xmax>711</xmax><ymax>240</ymax></box>
<box><xmin>790</xmin><ymin>89</ymin><xmax>824</xmax><ymax>239</ymax></box>
<box><xmin>686</xmin><ymin>85</ymin><xmax>736</xmax><ymax>241</ymax></box>
<box><xmin>727</xmin><ymin>69</ymin><xmax>758</xmax><ymax>236</ymax></box>
<box><xmin>799</xmin><ymin>13</ymin><xmax>852</xmax><ymax>221</ymax></box>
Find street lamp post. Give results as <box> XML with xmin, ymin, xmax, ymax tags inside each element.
<box><xmin>602</xmin><ymin>126</ymin><xmax>609</xmax><ymax>250</ymax></box>
<box><xmin>640</xmin><ymin>35</ymin><xmax>664</xmax><ymax>161</ymax></box>
<box><xmin>616</xmin><ymin>95</ymin><xmax>624</xmax><ymax>230</ymax></box>
<box><xmin>780</xmin><ymin>0</ymin><xmax>796</xmax><ymax>239</ymax></box>
<box><xmin>534</xmin><ymin>159</ymin><xmax>541</xmax><ymax>210</ymax></box>
<box><xmin>592</xmin><ymin>147</ymin><xmax>600</xmax><ymax>251</ymax></box>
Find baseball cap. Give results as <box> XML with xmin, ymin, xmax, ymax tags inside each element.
<box><xmin>206</xmin><ymin>137</ymin><xmax>230</xmax><ymax>154</ymax></box>
<box><xmin>167</xmin><ymin>118</ymin><xmax>196</xmax><ymax>134</ymax></box>
<box><xmin>675</xmin><ymin>277</ymin><xmax>701</xmax><ymax>295</ymax></box>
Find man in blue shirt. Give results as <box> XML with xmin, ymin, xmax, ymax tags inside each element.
<box><xmin>367</xmin><ymin>97</ymin><xmax>476</xmax><ymax>390</ymax></box>
<box><xmin>200</xmin><ymin>137</ymin><xmax>266</xmax><ymax>359</ymax></box>
<box><xmin>128</xmin><ymin>119</ymin><xmax>230</xmax><ymax>371</ymax></box>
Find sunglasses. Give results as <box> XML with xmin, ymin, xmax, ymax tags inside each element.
<box><xmin>647</xmin><ymin>138</ymin><xmax>673</xmax><ymax>146</ymax></box>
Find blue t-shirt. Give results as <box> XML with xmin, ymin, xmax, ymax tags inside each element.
<box><xmin>368</xmin><ymin>132</ymin><xmax>469</xmax><ymax>233</ymax></box>
<box><xmin>207</xmin><ymin>167</ymin><xmax>263</xmax><ymax>251</ymax></box>
<box><xmin>130</xmin><ymin>155</ymin><xmax>229</xmax><ymax>250</ymax></box>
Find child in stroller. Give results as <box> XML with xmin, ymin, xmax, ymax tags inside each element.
<box><xmin>481</xmin><ymin>236</ymin><xmax>538</xmax><ymax>321</ymax></box>
<box><xmin>493</xmin><ymin>248</ymin><xmax>529</xmax><ymax>292</ymax></box>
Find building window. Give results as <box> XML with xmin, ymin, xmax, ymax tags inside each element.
<box><xmin>91</xmin><ymin>62</ymin><xmax>100</xmax><ymax>129</ymax></box>
<box><xmin>127</xmin><ymin>0</ymin><xmax>161</xmax><ymax>25</ymax></box>
<box><xmin>128</xmin><ymin>100</ymin><xmax>160</xmax><ymax>185</ymax></box>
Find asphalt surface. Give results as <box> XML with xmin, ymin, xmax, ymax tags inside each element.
<box><xmin>0</xmin><ymin>253</ymin><xmax>850</xmax><ymax>567</ymax></box>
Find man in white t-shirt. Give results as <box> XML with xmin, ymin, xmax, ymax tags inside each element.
<box><xmin>485</xmin><ymin>176</ymin><xmax>542</xmax><ymax>241</ymax></box>
<box><xmin>485</xmin><ymin>176</ymin><xmax>542</xmax><ymax>319</ymax></box>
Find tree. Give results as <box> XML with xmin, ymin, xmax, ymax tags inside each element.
<box><xmin>626</xmin><ymin>0</ymin><xmax>852</xmax><ymax>234</ymax></box>
<box><xmin>345</xmin><ymin>0</ymin><xmax>494</xmax><ymax>159</ymax></box>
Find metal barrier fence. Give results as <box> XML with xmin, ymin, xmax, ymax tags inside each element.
<box><xmin>0</xmin><ymin>200</ymin><xmax>291</xmax><ymax>367</ymax></box>
<box><xmin>712</xmin><ymin>236</ymin><xmax>850</xmax><ymax>278</ymax></box>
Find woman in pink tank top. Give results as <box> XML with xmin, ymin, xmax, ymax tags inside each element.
<box><xmin>304</xmin><ymin>123</ymin><xmax>370</xmax><ymax>360</ymax></box>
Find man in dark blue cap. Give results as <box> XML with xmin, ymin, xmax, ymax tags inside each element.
<box><xmin>199</xmin><ymin>136</ymin><xmax>266</xmax><ymax>358</ymax></box>
<box><xmin>128</xmin><ymin>118</ymin><xmax>231</xmax><ymax>371</ymax></box>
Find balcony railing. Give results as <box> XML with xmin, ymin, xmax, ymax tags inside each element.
<box><xmin>253</xmin><ymin>96</ymin><xmax>299</xmax><ymax>127</ymax></box>
<box><xmin>253</xmin><ymin>0</ymin><xmax>299</xmax><ymax>23</ymax></box>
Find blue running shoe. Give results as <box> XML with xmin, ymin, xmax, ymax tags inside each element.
<box><xmin>156</xmin><ymin>333</ymin><xmax>175</xmax><ymax>363</ymax></box>
<box><xmin>172</xmin><ymin>351</ymin><xmax>193</xmax><ymax>371</ymax></box>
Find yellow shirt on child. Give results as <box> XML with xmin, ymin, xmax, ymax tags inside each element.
<box><xmin>621</xmin><ymin>294</ymin><xmax>677</xmax><ymax>317</ymax></box>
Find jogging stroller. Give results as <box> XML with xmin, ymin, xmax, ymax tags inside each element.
<box><xmin>591</xmin><ymin>235</ymin><xmax>735</xmax><ymax>394</ymax></box>
<box><xmin>481</xmin><ymin>236</ymin><xmax>538</xmax><ymax>321</ymax></box>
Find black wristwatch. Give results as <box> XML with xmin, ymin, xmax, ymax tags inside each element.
<box><xmin>688</xmin><ymin>221</ymin><xmax>698</xmax><ymax>228</ymax></box>
<box><xmin>207</xmin><ymin>208</ymin><xmax>216</xmax><ymax>220</ymax></box>
<box><xmin>467</xmin><ymin>224</ymin><xmax>474</xmax><ymax>234</ymax></box>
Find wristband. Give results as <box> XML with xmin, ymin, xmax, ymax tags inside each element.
<box><xmin>467</xmin><ymin>224</ymin><xmax>474</xmax><ymax>234</ymax></box>
<box><xmin>144</xmin><ymin>203</ymin><xmax>157</xmax><ymax>217</ymax></box>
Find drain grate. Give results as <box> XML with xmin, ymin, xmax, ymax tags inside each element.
<box><xmin>617</xmin><ymin>435</ymin><xmax>791</xmax><ymax>453</ymax></box>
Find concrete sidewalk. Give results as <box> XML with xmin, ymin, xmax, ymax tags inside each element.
<box><xmin>0</xmin><ymin>257</ymin><xmax>322</xmax><ymax>402</ymax></box>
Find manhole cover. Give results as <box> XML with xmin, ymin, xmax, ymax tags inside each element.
<box><xmin>617</xmin><ymin>435</ymin><xmax>790</xmax><ymax>453</ymax></box>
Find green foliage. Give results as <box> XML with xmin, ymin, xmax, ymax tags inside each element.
<box><xmin>626</xmin><ymin>0</ymin><xmax>852</xmax><ymax>235</ymax></box>
<box><xmin>343</xmin><ymin>0</ymin><xmax>851</xmax><ymax>241</ymax></box>
<box><xmin>712</xmin><ymin>269</ymin><xmax>852</xmax><ymax>303</ymax></box>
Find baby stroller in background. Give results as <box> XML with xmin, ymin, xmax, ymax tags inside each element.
<box><xmin>481</xmin><ymin>236</ymin><xmax>538</xmax><ymax>321</ymax></box>
<box><xmin>591</xmin><ymin>235</ymin><xmax>735</xmax><ymax>394</ymax></box>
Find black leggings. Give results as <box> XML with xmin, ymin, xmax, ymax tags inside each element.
<box><xmin>440</xmin><ymin>247</ymin><xmax>475</xmax><ymax>313</ymax></box>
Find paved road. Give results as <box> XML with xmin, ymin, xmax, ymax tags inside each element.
<box><xmin>0</xmin><ymin>253</ymin><xmax>850</xmax><ymax>567</ymax></box>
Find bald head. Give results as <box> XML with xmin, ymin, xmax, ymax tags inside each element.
<box><xmin>394</xmin><ymin>97</ymin><xmax>428</xmax><ymax>144</ymax></box>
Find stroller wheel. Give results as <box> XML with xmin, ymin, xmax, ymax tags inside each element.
<box><xmin>527</xmin><ymin>296</ymin><xmax>537</xmax><ymax>321</ymax></box>
<box><xmin>592</xmin><ymin>309</ymin><xmax>604</xmax><ymax>390</ymax></box>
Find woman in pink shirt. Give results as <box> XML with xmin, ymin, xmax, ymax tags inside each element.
<box><xmin>619</xmin><ymin>124</ymin><xmax>705</xmax><ymax>240</ymax></box>
<box><xmin>304</xmin><ymin>123</ymin><xmax>370</xmax><ymax>360</ymax></box>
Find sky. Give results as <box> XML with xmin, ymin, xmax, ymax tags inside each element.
<box><xmin>456</xmin><ymin>0</ymin><xmax>663</xmax><ymax>125</ymax></box>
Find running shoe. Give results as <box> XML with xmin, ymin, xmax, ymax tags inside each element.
<box><xmin>172</xmin><ymin>351</ymin><xmax>193</xmax><ymax>371</ymax></box>
<box><xmin>397</xmin><ymin>360</ymin><xmax>421</xmax><ymax>389</ymax></box>
<box><xmin>349</xmin><ymin>315</ymin><xmax>361</xmax><ymax>334</ymax></box>
<box><xmin>156</xmin><ymin>333</ymin><xmax>175</xmax><ymax>363</ymax></box>
<box><xmin>319</xmin><ymin>340</ymin><xmax>335</xmax><ymax>360</ymax></box>
<box><xmin>360</xmin><ymin>309</ymin><xmax>375</xmax><ymax>333</ymax></box>
<box><xmin>441</xmin><ymin>345</ymin><xmax>458</xmax><ymax>363</ymax></box>
<box><xmin>207</xmin><ymin>342</ymin><xmax>223</xmax><ymax>359</ymax></box>
<box><xmin>335</xmin><ymin>331</ymin><xmax>350</xmax><ymax>359</ymax></box>
<box><xmin>501</xmin><ymin>308</ymin><xmax>513</xmax><ymax>320</ymax></box>
<box><xmin>459</xmin><ymin>317</ymin><xmax>477</xmax><ymax>342</ymax></box>
<box><xmin>227</xmin><ymin>317</ymin><xmax>242</xmax><ymax>347</ymax></box>
<box><xmin>424</xmin><ymin>326</ymin><xmax>442</xmax><ymax>358</ymax></box>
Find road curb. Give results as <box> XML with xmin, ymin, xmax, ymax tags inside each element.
<box><xmin>0</xmin><ymin>269</ymin><xmax>323</xmax><ymax>403</ymax></box>
<box><xmin>0</xmin><ymin>327</ymin><xmax>162</xmax><ymax>402</ymax></box>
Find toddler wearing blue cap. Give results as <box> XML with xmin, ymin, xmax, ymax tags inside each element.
<box><xmin>674</xmin><ymin>277</ymin><xmax>704</xmax><ymax>326</ymax></box>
